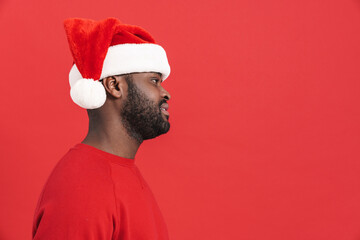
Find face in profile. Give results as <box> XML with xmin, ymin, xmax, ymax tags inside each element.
<box><xmin>120</xmin><ymin>73</ymin><xmax>171</xmax><ymax>142</ymax></box>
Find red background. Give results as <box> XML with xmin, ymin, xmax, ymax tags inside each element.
<box><xmin>1</xmin><ymin>0</ymin><xmax>360</xmax><ymax>239</ymax></box>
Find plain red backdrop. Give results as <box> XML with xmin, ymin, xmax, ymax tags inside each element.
<box><xmin>1</xmin><ymin>0</ymin><xmax>360</xmax><ymax>239</ymax></box>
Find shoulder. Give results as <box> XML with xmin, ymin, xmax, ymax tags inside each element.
<box><xmin>45</xmin><ymin>144</ymin><xmax>114</xmax><ymax>194</ymax></box>
<box><xmin>33</xmin><ymin>144</ymin><xmax>118</xmax><ymax>239</ymax></box>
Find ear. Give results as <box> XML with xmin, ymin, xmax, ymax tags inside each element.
<box><xmin>102</xmin><ymin>76</ymin><xmax>126</xmax><ymax>99</ymax></box>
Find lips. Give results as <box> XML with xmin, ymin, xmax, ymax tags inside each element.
<box><xmin>160</xmin><ymin>102</ymin><xmax>169</xmax><ymax>111</ymax></box>
<box><xmin>160</xmin><ymin>102</ymin><xmax>169</xmax><ymax>116</ymax></box>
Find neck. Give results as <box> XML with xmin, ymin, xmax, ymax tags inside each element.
<box><xmin>81</xmin><ymin>113</ymin><xmax>141</xmax><ymax>159</ymax></box>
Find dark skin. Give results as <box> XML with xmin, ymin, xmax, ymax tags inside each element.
<box><xmin>82</xmin><ymin>72</ymin><xmax>171</xmax><ymax>159</ymax></box>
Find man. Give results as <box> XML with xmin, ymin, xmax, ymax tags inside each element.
<box><xmin>32</xmin><ymin>17</ymin><xmax>172</xmax><ymax>239</ymax></box>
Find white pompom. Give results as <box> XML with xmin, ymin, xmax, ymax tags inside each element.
<box><xmin>70</xmin><ymin>78</ymin><xmax>106</xmax><ymax>109</ymax></box>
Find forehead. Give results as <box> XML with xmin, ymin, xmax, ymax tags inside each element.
<box><xmin>131</xmin><ymin>72</ymin><xmax>162</xmax><ymax>79</ymax></box>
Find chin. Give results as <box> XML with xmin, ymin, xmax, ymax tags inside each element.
<box><xmin>143</xmin><ymin>123</ymin><xmax>170</xmax><ymax>140</ymax></box>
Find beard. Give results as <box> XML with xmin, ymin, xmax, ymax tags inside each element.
<box><xmin>120</xmin><ymin>77</ymin><xmax>170</xmax><ymax>143</ymax></box>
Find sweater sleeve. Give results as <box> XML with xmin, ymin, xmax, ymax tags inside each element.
<box><xmin>32</xmin><ymin>152</ymin><xmax>118</xmax><ymax>240</ymax></box>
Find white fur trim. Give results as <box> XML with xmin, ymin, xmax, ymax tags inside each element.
<box><xmin>69</xmin><ymin>43</ymin><xmax>170</xmax><ymax>87</ymax></box>
<box><xmin>69</xmin><ymin>64</ymin><xmax>83</xmax><ymax>88</ymax></box>
<box><xmin>70</xmin><ymin>78</ymin><xmax>106</xmax><ymax>109</ymax></box>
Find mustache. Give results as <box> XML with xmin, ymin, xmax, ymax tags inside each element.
<box><xmin>159</xmin><ymin>99</ymin><xmax>167</xmax><ymax>107</ymax></box>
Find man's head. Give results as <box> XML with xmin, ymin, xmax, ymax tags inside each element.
<box><xmin>64</xmin><ymin>18</ymin><xmax>172</xmax><ymax>144</ymax></box>
<box><xmin>89</xmin><ymin>71</ymin><xmax>171</xmax><ymax>143</ymax></box>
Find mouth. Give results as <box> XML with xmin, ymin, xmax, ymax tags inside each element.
<box><xmin>160</xmin><ymin>102</ymin><xmax>169</xmax><ymax>117</ymax></box>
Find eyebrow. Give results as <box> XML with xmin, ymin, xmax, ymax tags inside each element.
<box><xmin>152</xmin><ymin>73</ymin><xmax>162</xmax><ymax>78</ymax></box>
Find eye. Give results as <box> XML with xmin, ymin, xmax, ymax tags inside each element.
<box><xmin>151</xmin><ymin>78</ymin><xmax>160</xmax><ymax>84</ymax></box>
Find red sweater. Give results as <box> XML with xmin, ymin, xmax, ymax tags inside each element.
<box><xmin>32</xmin><ymin>143</ymin><xmax>169</xmax><ymax>240</ymax></box>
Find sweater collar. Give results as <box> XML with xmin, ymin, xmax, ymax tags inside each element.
<box><xmin>74</xmin><ymin>143</ymin><xmax>135</xmax><ymax>166</ymax></box>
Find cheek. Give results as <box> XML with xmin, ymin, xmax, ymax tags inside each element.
<box><xmin>141</xmin><ymin>87</ymin><xmax>161</xmax><ymax>102</ymax></box>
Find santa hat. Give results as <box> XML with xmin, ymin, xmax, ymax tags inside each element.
<box><xmin>63</xmin><ymin>18</ymin><xmax>171</xmax><ymax>109</ymax></box>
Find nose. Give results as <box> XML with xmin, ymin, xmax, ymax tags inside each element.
<box><xmin>160</xmin><ymin>86</ymin><xmax>171</xmax><ymax>101</ymax></box>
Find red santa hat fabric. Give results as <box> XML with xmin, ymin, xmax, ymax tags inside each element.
<box><xmin>63</xmin><ymin>18</ymin><xmax>171</xmax><ymax>109</ymax></box>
